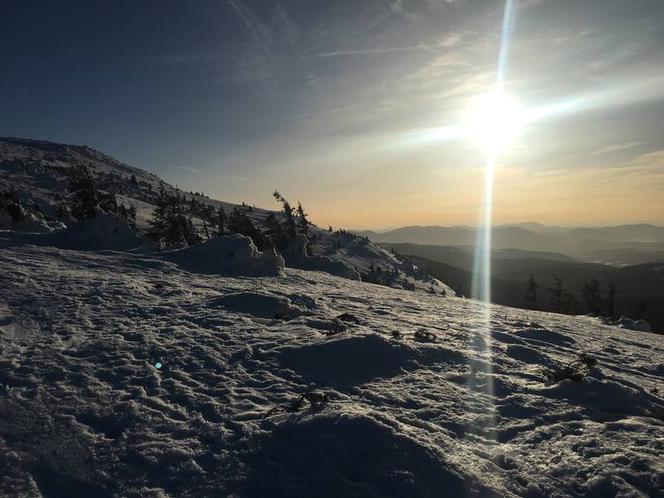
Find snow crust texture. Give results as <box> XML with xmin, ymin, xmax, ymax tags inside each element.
<box><xmin>0</xmin><ymin>239</ymin><xmax>663</xmax><ymax>497</ymax></box>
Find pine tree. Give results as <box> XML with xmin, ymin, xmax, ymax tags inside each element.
<box><xmin>68</xmin><ymin>165</ymin><xmax>99</xmax><ymax>219</ymax></box>
<box><xmin>149</xmin><ymin>187</ymin><xmax>199</xmax><ymax>247</ymax></box>
<box><xmin>273</xmin><ymin>190</ymin><xmax>297</xmax><ymax>239</ymax></box>
<box><xmin>561</xmin><ymin>291</ymin><xmax>577</xmax><ymax>315</ymax></box>
<box><xmin>228</xmin><ymin>207</ymin><xmax>265</xmax><ymax>249</ymax></box>
<box><xmin>98</xmin><ymin>191</ymin><xmax>118</xmax><ymax>213</ymax></box>
<box><xmin>524</xmin><ymin>274</ymin><xmax>539</xmax><ymax>310</ymax></box>
<box><xmin>547</xmin><ymin>275</ymin><xmax>565</xmax><ymax>313</ymax></box>
<box><xmin>296</xmin><ymin>201</ymin><xmax>310</xmax><ymax>236</ymax></box>
<box><xmin>605</xmin><ymin>281</ymin><xmax>618</xmax><ymax>319</ymax></box>
<box><xmin>581</xmin><ymin>279</ymin><xmax>602</xmax><ymax>316</ymax></box>
<box><xmin>265</xmin><ymin>212</ymin><xmax>287</xmax><ymax>249</ymax></box>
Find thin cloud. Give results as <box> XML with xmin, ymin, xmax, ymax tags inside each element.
<box><xmin>311</xmin><ymin>44</ymin><xmax>431</xmax><ymax>58</ymax></box>
<box><xmin>226</xmin><ymin>0</ymin><xmax>274</xmax><ymax>53</ymax></box>
<box><xmin>590</xmin><ymin>141</ymin><xmax>646</xmax><ymax>156</ymax></box>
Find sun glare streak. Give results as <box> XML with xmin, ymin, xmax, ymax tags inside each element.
<box><xmin>467</xmin><ymin>0</ymin><xmax>516</xmax><ymax>447</ymax></box>
<box><xmin>390</xmin><ymin>66</ymin><xmax>664</xmax><ymax>155</ymax></box>
<box><xmin>395</xmin><ymin>124</ymin><xmax>464</xmax><ymax>147</ymax></box>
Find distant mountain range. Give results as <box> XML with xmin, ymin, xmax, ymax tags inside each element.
<box><xmin>382</xmin><ymin>243</ymin><xmax>664</xmax><ymax>333</ymax></box>
<box><xmin>355</xmin><ymin>223</ymin><xmax>664</xmax><ymax>266</ymax></box>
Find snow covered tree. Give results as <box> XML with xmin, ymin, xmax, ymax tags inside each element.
<box><xmin>149</xmin><ymin>187</ymin><xmax>199</xmax><ymax>247</ymax></box>
<box><xmin>68</xmin><ymin>165</ymin><xmax>99</xmax><ymax>219</ymax></box>
<box><xmin>524</xmin><ymin>274</ymin><xmax>539</xmax><ymax>310</ymax></box>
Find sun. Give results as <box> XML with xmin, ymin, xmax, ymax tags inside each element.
<box><xmin>463</xmin><ymin>91</ymin><xmax>525</xmax><ymax>153</ymax></box>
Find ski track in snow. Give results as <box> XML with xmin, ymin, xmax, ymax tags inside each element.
<box><xmin>0</xmin><ymin>241</ymin><xmax>663</xmax><ymax>497</ymax></box>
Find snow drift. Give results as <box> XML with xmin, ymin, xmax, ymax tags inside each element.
<box><xmin>32</xmin><ymin>213</ymin><xmax>146</xmax><ymax>251</ymax></box>
<box><xmin>284</xmin><ymin>234</ymin><xmax>360</xmax><ymax>280</ymax></box>
<box><xmin>162</xmin><ymin>234</ymin><xmax>285</xmax><ymax>277</ymax></box>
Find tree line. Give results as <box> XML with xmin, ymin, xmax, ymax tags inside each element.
<box><xmin>524</xmin><ymin>274</ymin><xmax>620</xmax><ymax>319</ymax></box>
<box><xmin>57</xmin><ymin>164</ymin><xmax>137</xmax><ymax>228</ymax></box>
<box><xmin>147</xmin><ymin>187</ymin><xmax>312</xmax><ymax>251</ymax></box>
<box><xmin>54</xmin><ymin>164</ymin><xmax>314</xmax><ymax>252</ymax></box>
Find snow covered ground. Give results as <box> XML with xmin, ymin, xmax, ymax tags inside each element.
<box><xmin>1</xmin><ymin>235</ymin><xmax>663</xmax><ymax>497</ymax></box>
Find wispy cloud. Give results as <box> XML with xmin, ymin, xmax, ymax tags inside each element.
<box><xmin>149</xmin><ymin>54</ymin><xmax>223</xmax><ymax>65</ymax></box>
<box><xmin>224</xmin><ymin>0</ymin><xmax>282</xmax><ymax>87</ymax></box>
<box><xmin>173</xmin><ymin>165</ymin><xmax>203</xmax><ymax>174</ymax></box>
<box><xmin>226</xmin><ymin>0</ymin><xmax>275</xmax><ymax>53</ymax></box>
<box><xmin>590</xmin><ymin>141</ymin><xmax>646</xmax><ymax>156</ymax></box>
<box><xmin>311</xmin><ymin>44</ymin><xmax>431</xmax><ymax>58</ymax></box>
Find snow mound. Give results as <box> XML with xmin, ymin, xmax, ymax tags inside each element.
<box><xmin>212</xmin><ymin>292</ymin><xmax>302</xmax><ymax>319</ymax></box>
<box><xmin>616</xmin><ymin>316</ymin><xmax>652</xmax><ymax>333</ymax></box>
<box><xmin>277</xmin><ymin>333</ymin><xmax>418</xmax><ymax>385</ymax></box>
<box><xmin>513</xmin><ymin>327</ymin><xmax>576</xmax><ymax>347</ymax></box>
<box><xmin>245</xmin><ymin>412</ymin><xmax>471</xmax><ymax>498</ymax></box>
<box><xmin>162</xmin><ymin>234</ymin><xmax>285</xmax><ymax>277</ymax></box>
<box><xmin>41</xmin><ymin>213</ymin><xmax>145</xmax><ymax>251</ymax></box>
<box><xmin>284</xmin><ymin>234</ymin><xmax>360</xmax><ymax>280</ymax></box>
<box><xmin>542</xmin><ymin>370</ymin><xmax>664</xmax><ymax>418</ymax></box>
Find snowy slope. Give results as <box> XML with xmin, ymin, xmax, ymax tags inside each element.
<box><xmin>1</xmin><ymin>235</ymin><xmax>662</xmax><ymax>497</ymax></box>
<box><xmin>1</xmin><ymin>137</ymin><xmax>450</xmax><ymax>294</ymax></box>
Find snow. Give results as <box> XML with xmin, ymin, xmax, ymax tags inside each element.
<box><xmin>283</xmin><ymin>233</ymin><xmax>361</xmax><ymax>280</ymax></box>
<box><xmin>617</xmin><ymin>316</ymin><xmax>652</xmax><ymax>333</ymax></box>
<box><xmin>0</xmin><ymin>208</ymin><xmax>53</xmax><ymax>233</ymax></box>
<box><xmin>1</xmin><ymin>236</ymin><xmax>662</xmax><ymax>497</ymax></box>
<box><xmin>1</xmin><ymin>137</ymin><xmax>448</xmax><ymax>290</ymax></box>
<box><xmin>42</xmin><ymin>213</ymin><xmax>148</xmax><ymax>251</ymax></box>
<box><xmin>1</xmin><ymin>214</ymin><xmax>148</xmax><ymax>252</ymax></box>
<box><xmin>161</xmin><ymin>234</ymin><xmax>285</xmax><ymax>277</ymax></box>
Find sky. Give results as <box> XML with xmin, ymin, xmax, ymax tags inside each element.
<box><xmin>1</xmin><ymin>0</ymin><xmax>664</xmax><ymax>229</ymax></box>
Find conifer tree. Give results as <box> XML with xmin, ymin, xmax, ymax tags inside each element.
<box><xmin>149</xmin><ymin>187</ymin><xmax>199</xmax><ymax>247</ymax></box>
<box><xmin>68</xmin><ymin>165</ymin><xmax>99</xmax><ymax>219</ymax></box>
<box><xmin>581</xmin><ymin>279</ymin><xmax>602</xmax><ymax>316</ymax></box>
<box><xmin>265</xmin><ymin>212</ymin><xmax>287</xmax><ymax>249</ymax></box>
<box><xmin>524</xmin><ymin>274</ymin><xmax>539</xmax><ymax>310</ymax></box>
<box><xmin>547</xmin><ymin>275</ymin><xmax>565</xmax><ymax>313</ymax></box>
<box><xmin>228</xmin><ymin>207</ymin><xmax>265</xmax><ymax>249</ymax></box>
<box><xmin>273</xmin><ymin>190</ymin><xmax>297</xmax><ymax>239</ymax></box>
<box><xmin>605</xmin><ymin>281</ymin><xmax>618</xmax><ymax>319</ymax></box>
<box><xmin>296</xmin><ymin>201</ymin><xmax>310</xmax><ymax>236</ymax></box>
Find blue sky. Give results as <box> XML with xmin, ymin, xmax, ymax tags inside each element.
<box><xmin>2</xmin><ymin>0</ymin><xmax>664</xmax><ymax>228</ymax></box>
